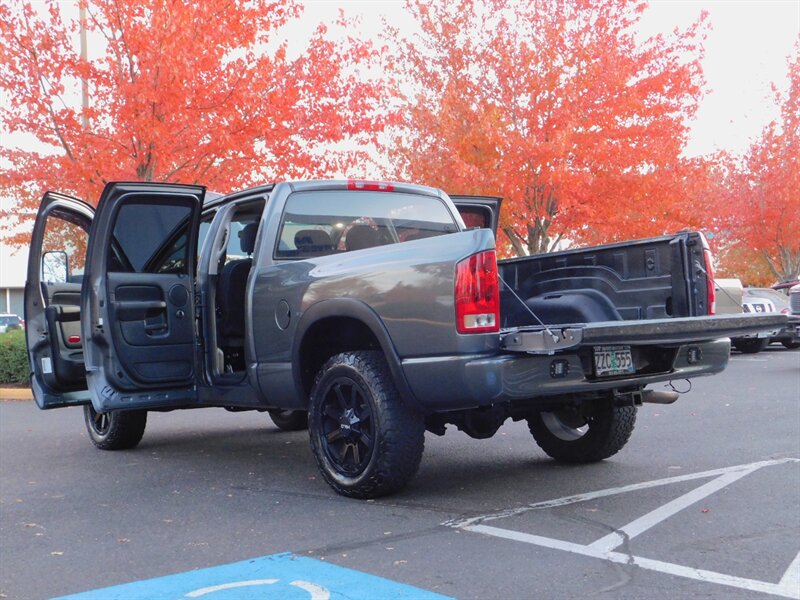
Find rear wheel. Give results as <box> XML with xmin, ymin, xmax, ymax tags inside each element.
<box><xmin>781</xmin><ymin>340</ymin><xmax>800</xmax><ymax>349</ymax></box>
<box><xmin>268</xmin><ymin>409</ymin><xmax>308</xmax><ymax>431</ymax></box>
<box><xmin>308</xmin><ymin>351</ymin><xmax>425</xmax><ymax>499</ymax></box>
<box><xmin>732</xmin><ymin>338</ymin><xmax>770</xmax><ymax>354</ymax></box>
<box><xmin>83</xmin><ymin>405</ymin><xmax>147</xmax><ymax>450</ymax></box>
<box><xmin>527</xmin><ymin>397</ymin><xmax>636</xmax><ymax>463</ymax></box>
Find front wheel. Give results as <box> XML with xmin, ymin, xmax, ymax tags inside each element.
<box><xmin>83</xmin><ymin>405</ymin><xmax>147</xmax><ymax>450</ymax></box>
<box><xmin>732</xmin><ymin>338</ymin><xmax>770</xmax><ymax>354</ymax></box>
<box><xmin>527</xmin><ymin>397</ymin><xmax>636</xmax><ymax>463</ymax></box>
<box><xmin>308</xmin><ymin>351</ymin><xmax>425</xmax><ymax>499</ymax></box>
<box><xmin>268</xmin><ymin>409</ymin><xmax>308</xmax><ymax>431</ymax></box>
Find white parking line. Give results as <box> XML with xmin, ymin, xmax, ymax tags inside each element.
<box><xmin>450</xmin><ymin>458</ymin><xmax>800</xmax><ymax>599</ymax></box>
<box><xmin>464</xmin><ymin>524</ymin><xmax>797</xmax><ymax>599</ymax></box>
<box><xmin>779</xmin><ymin>552</ymin><xmax>800</xmax><ymax>597</ymax></box>
<box><xmin>446</xmin><ymin>457</ymin><xmax>799</xmax><ymax>528</ymax></box>
<box><xmin>587</xmin><ymin>467</ymin><xmax>758</xmax><ymax>553</ymax></box>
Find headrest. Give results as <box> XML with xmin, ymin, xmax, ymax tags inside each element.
<box><xmin>345</xmin><ymin>225</ymin><xmax>380</xmax><ymax>251</ymax></box>
<box><xmin>294</xmin><ymin>229</ymin><xmax>334</xmax><ymax>252</ymax></box>
<box><xmin>238</xmin><ymin>223</ymin><xmax>258</xmax><ymax>254</ymax></box>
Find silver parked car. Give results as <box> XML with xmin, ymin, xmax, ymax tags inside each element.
<box><xmin>737</xmin><ymin>288</ymin><xmax>800</xmax><ymax>350</ymax></box>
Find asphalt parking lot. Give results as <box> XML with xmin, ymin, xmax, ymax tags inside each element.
<box><xmin>1</xmin><ymin>346</ymin><xmax>798</xmax><ymax>600</ymax></box>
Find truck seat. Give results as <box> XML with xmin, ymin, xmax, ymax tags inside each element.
<box><xmin>218</xmin><ymin>223</ymin><xmax>258</xmax><ymax>344</ymax></box>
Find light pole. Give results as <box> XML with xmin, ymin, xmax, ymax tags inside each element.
<box><xmin>79</xmin><ymin>0</ymin><xmax>88</xmax><ymax>129</ymax></box>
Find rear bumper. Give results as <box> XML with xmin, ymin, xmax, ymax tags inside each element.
<box><xmin>402</xmin><ymin>338</ymin><xmax>730</xmax><ymax>412</ymax></box>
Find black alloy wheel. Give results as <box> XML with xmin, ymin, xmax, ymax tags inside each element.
<box><xmin>83</xmin><ymin>404</ymin><xmax>147</xmax><ymax>450</ymax></box>
<box><xmin>319</xmin><ymin>377</ymin><xmax>375</xmax><ymax>476</ymax></box>
<box><xmin>89</xmin><ymin>408</ymin><xmax>112</xmax><ymax>436</ymax></box>
<box><xmin>308</xmin><ymin>351</ymin><xmax>425</xmax><ymax>499</ymax></box>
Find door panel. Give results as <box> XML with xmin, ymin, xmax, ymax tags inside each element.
<box><xmin>25</xmin><ymin>193</ymin><xmax>94</xmax><ymax>409</ymax></box>
<box><xmin>82</xmin><ymin>183</ymin><xmax>204</xmax><ymax>411</ymax></box>
<box><xmin>108</xmin><ymin>273</ymin><xmax>194</xmax><ymax>382</ymax></box>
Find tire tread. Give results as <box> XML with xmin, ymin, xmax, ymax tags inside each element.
<box><xmin>309</xmin><ymin>351</ymin><xmax>424</xmax><ymax>499</ymax></box>
<box><xmin>84</xmin><ymin>406</ymin><xmax>147</xmax><ymax>450</ymax></box>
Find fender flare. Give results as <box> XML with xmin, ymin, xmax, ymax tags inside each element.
<box><xmin>292</xmin><ymin>299</ymin><xmax>422</xmax><ymax>412</ymax></box>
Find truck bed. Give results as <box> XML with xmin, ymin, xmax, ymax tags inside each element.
<box><xmin>498</xmin><ymin>232</ymin><xmax>711</xmax><ymax>329</ymax></box>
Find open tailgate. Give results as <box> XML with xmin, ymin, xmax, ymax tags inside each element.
<box><xmin>500</xmin><ymin>314</ymin><xmax>793</xmax><ymax>353</ymax></box>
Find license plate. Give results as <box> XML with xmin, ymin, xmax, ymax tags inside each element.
<box><xmin>594</xmin><ymin>345</ymin><xmax>635</xmax><ymax>377</ymax></box>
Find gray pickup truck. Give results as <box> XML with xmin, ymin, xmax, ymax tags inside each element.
<box><xmin>25</xmin><ymin>180</ymin><xmax>786</xmax><ymax>498</ymax></box>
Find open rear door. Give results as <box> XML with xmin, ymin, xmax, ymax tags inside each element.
<box><xmin>25</xmin><ymin>192</ymin><xmax>95</xmax><ymax>409</ymax></box>
<box><xmin>450</xmin><ymin>195</ymin><xmax>503</xmax><ymax>238</ymax></box>
<box><xmin>82</xmin><ymin>183</ymin><xmax>205</xmax><ymax>412</ymax></box>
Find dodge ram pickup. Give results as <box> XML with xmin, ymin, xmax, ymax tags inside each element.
<box><xmin>25</xmin><ymin>180</ymin><xmax>787</xmax><ymax>498</ymax></box>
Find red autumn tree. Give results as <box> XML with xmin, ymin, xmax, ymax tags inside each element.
<box><xmin>709</xmin><ymin>46</ymin><xmax>800</xmax><ymax>285</ymax></box>
<box><xmin>386</xmin><ymin>0</ymin><xmax>707</xmax><ymax>255</ymax></box>
<box><xmin>0</xmin><ymin>0</ymin><xmax>390</xmax><ymax>246</ymax></box>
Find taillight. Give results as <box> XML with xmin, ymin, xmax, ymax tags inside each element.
<box><xmin>781</xmin><ymin>307</ymin><xmax>790</xmax><ymax>315</ymax></box>
<box><xmin>701</xmin><ymin>234</ymin><xmax>716</xmax><ymax>315</ymax></box>
<box><xmin>455</xmin><ymin>250</ymin><xmax>500</xmax><ymax>334</ymax></box>
<box><xmin>347</xmin><ymin>179</ymin><xmax>394</xmax><ymax>192</ymax></box>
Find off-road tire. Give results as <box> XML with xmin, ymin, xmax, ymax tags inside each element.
<box><xmin>268</xmin><ymin>409</ymin><xmax>308</xmax><ymax>431</ymax></box>
<box><xmin>83</xmin><ymin>405</ymin><xmax>147</xmax><ymax>450</ymax></box>
<box><xmin>732</xmin><ymin>338</ymin><xmax>770</xmax><ymax>354</ymax></box>
<box><xmin>308</xmin><ymin>351</ymin><xmax>425</xmax><ymax>499</ymax></box>
<box><xmin>781</xmin><ymin>340</ymin><xmax>800</xmax><ymax>349</ymax></box>
<box><xmin>527</xmin><ymin>397</ymin><xmax>636</xmax><ymax>463</ymax></box>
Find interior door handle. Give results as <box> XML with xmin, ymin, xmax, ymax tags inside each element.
<box><xmin>144</xmin><ymin>321</ymin><xmax>168</xmax><ymax>333</ymax></box>
<box><xmin>115</xmin><ymin>300</ymin><xmax>167</xmax><ymax>321</ymax></box>
<box><xmin>49</xmin><ymin>305</ymin><xmax>81</xmax><ymax>322</ymax></box>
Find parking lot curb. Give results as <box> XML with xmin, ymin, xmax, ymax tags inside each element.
<box><xmin>0</xmin><ymin>387</ymin><xmax>33</xmax><ymax>401</ymax></box>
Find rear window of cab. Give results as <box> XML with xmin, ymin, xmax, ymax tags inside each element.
<box><xmin>275</xmin><ymin>191</ymin><xmax>459</xmax><ymax>259</ymax></box>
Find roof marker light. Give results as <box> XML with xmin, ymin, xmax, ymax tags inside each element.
<box><xmin>347</xmin><ymin>180</ymin><xmax>395</xmax><ymax>192</ymax></box>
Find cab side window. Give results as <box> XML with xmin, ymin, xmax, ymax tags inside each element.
<box><xmin>108</xmin><ymin>201</ymin><xmax>193</xmax><ymax>274</ymax></box>
<box><xmin>41</xmin><ymin>209</ymin><xmax>90</xmax><ymax>284</ymax></box>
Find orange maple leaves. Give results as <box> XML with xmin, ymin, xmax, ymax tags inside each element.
<box><xmin>708</xmin><ymin>49</ymin><xmax>800</xmax><ymax>285</ymax></box>
<box><xmin>1</xmin><ymin>0</ymin><xmax>797</xmax><ymax>285</ymax></box>
<box><xmin>0</xmin><ymin>0</ymin><xmax>391</xmax><ymax>245</ymax></box>
<box><xmin>387</xmin><ymin>0</ymin><xmax>709</xmax><ymax>256</ymax></box>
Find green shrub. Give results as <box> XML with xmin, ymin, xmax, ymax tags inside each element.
<box><xmin>0</xmin><ymin>329</ymin><xmax>30</xmax><ymax>385</ymax></box>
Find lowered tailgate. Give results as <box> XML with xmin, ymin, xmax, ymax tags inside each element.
<box><xmin>500</xmin><ymin>314</ymin><xmax>791</xmax><ymax>353</ymax></box>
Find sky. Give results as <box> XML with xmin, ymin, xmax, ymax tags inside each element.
<box><xmin>1</xmin><ymin>0</ymin><xmax>799</xmax><ymax>287</ymax></box>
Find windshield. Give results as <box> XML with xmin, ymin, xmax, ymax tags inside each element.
<box><xmin>0</xmin><ymin>315</ymin><xmax>20</xmax><ymax>326</ymax></box>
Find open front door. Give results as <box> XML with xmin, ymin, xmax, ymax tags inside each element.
<box><xmin>82</xmin><ymin>183</ymin><xmax>205</xmax><ymax>412</ymax></box>
<box><xmin>25</xmin><ymin>192</ymin><xmax>95</xmax><ymax>409</ymax></box>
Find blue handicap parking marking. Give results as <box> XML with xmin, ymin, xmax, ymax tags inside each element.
<box><xmin>53</xmin><ymin>552</ymin><xmax>453</xmax><ymax>600</ymax></box>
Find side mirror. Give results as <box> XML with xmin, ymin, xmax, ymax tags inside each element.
<box><xmin>42</xmin><ymin>250</ymin><xmax>69</xmax><ymax>283</ymax></box>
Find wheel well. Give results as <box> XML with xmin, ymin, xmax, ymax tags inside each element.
<box><xmin>298</xmin><ymin>317</ymin><xmax>382</xmax><ymax>395</ymax></box>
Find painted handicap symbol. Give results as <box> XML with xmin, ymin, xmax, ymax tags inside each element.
<box><xmin>185</xmin><ymin>579</ymin><xmax>329</xmax><ymax>599</ymax></box>
<box><xmin>53</xmin><ymin>552</ymin><xmax>453</xmax><ymax>600</ymax></box>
